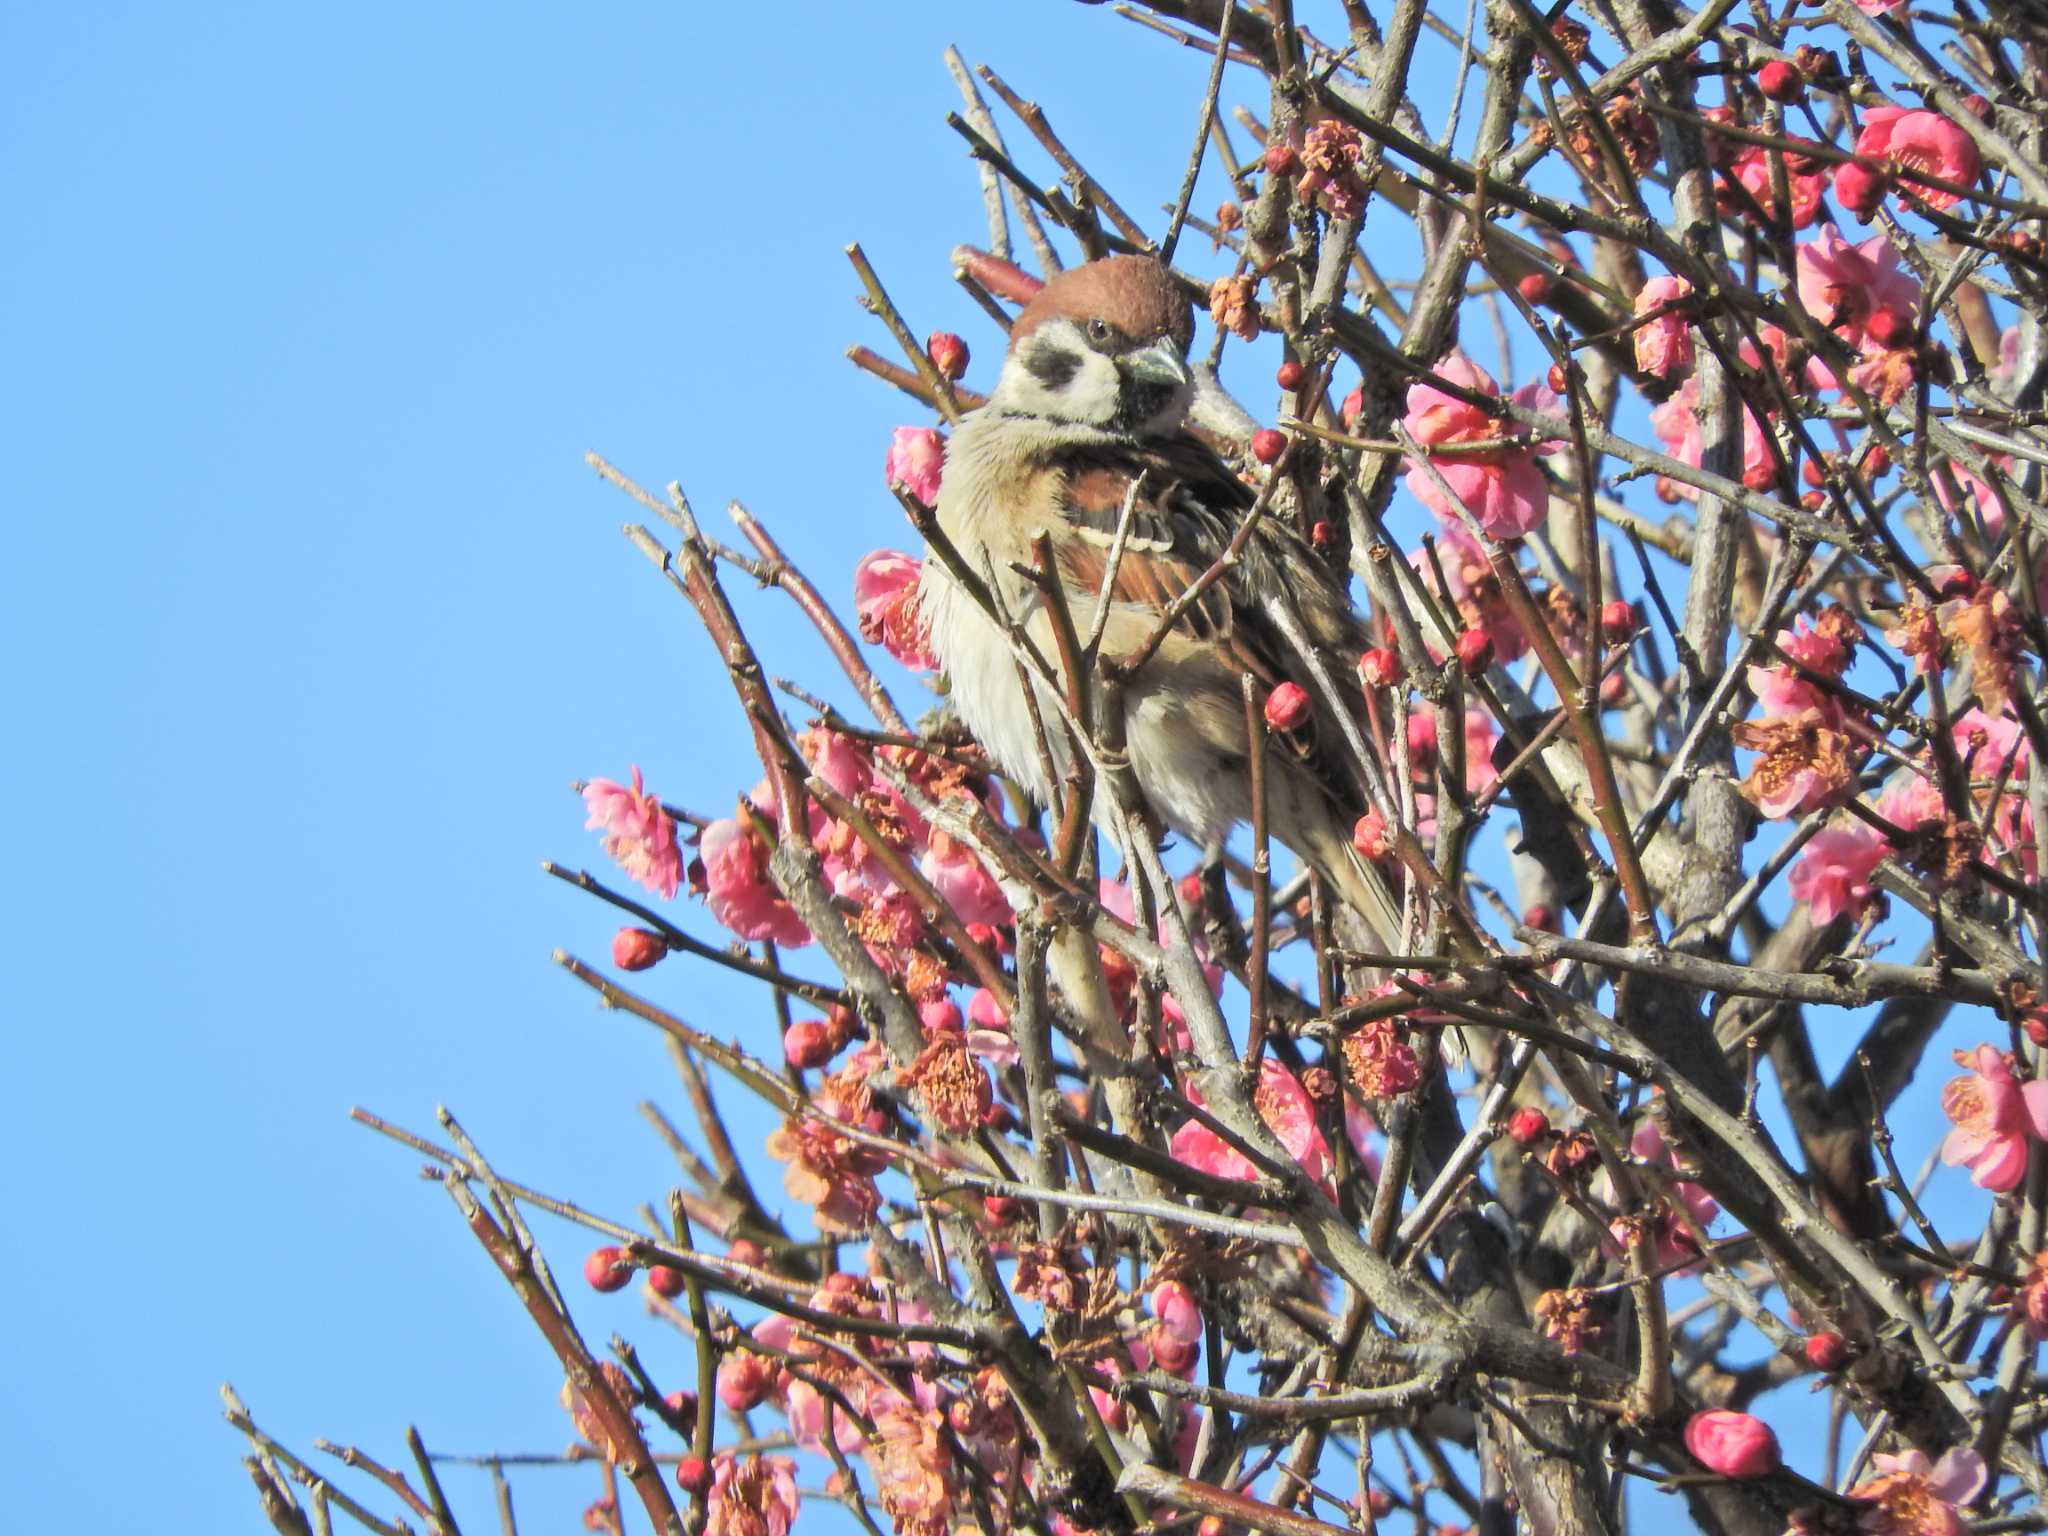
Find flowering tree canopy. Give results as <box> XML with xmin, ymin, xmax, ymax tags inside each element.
<box><xmin>228</xmin><ymin>4</ymin><xmax>2048</xmax><ymax>1536</ymax></box>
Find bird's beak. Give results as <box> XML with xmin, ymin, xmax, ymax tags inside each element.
<box><xmin>1122</xmin><ymin>337</ymin><xmax>1191</xmax><ymax>392</ymax></box>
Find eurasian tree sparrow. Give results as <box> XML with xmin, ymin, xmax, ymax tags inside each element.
<box><xmin>920</xmin><ymin>255</ymin><xmax>1403</xmax><ymax>947</ymax></box>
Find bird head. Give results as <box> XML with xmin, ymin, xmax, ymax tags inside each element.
<box><xmin>988</xmin><ymin>255</ymin><xmax>1194</xmax><ymax>435</ymax></box>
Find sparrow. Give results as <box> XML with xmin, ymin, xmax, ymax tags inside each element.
<box><xmin>919</xmin><ymin>255</ymin><xmax>1404</xmax><ymax>948</ymax></box>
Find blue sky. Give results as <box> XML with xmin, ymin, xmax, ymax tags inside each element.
<box><xmin>0</xmin><ymin>3</ymin><xmax>1991</xmax><ymax>1531</ymax></box>
<box><xmin>0</xmin><ymin>5</ymin><xmax>1233</xmax><ymax>1529</ymax></box>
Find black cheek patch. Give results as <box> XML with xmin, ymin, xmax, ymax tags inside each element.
<box><xmin>1117</xmin><ymin>380</ymin><xmax>1174</xmax><ymax>428</ymax></box>
<box><xmin>1024</xmin><ymin>345</ymin><xmax>1080</xmax><ymax>391</ymax></box>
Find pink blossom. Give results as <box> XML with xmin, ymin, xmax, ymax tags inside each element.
<box><xmin>1683</xmin><ymin>1410</ymin><xmax>1779</xmax><ymax>1479</ymax></box>
<box><xmin>885</xmin><ymin>426</ymin><xmax>946</xmax><ymax>505</ymax></box>
<box><xmin>1952</xmin><ymin>706</ymin><xmax>2027</xmax><ymax>781</ymax></box>
<box><xmin>1408</xmin><ymin>520</ymin><xmax>1527</xmax><ymax>661</ymax></box>
<box><xmin>1405</xmin><ymin>706</ymin><xmax>1501</xmax><ymax>796</ymax></box>
<box><xmin>707</xmin><ymin>1455</ymin><xmax>800</xmax><ymax>1536</ymax></box>
<box><xmin>1856</xmin><ymin>106</ymin><xmax>1981</xmax><ymax>210</ymax></box>
<box><xmin>700</xmin><ymin>812</ymin><xmax>812</xmax><ymax>947</ymax></box>
<box><xmin>853</xmin><ymin>549</ymin><xmax>939</xmax><ymax>671</ymax></box>
<box><xmin>1633</xmin><ymin>275</ymin><xmax>1694</xmax><ymax>378</ymax></box>
<box><xmin>1607</xmin><ymin>1121</ymin><xmax>1720</xmax><ymax>1271</ymax></box>
<box><xmin>1169</xmin><ymin>1060</ymin><xmax>1334</xmax><ymax>1195</ymax></box>
<box><xmin>1796</xmin><ymin>227</ymin><xmax>1919</xmax><ymax>351</ymax></box>
<box><xmin>1650</xmin><ymin>372</ymin><xmax>1776</xmax><ymax>496</ymax></box>
<box><xmin>1788</xmin><ymin>824</ymin><xmax>1886</xmax><ymax>925</ymax></box>
<box><xmin>1849</xmin><ymin>0</ymin><xmax>1903</xmax><ymax>13</ymax></box>
<box><xmin>1941</xmin><ymin>1044</ymin><xmax>2048</xmax><ymax>1192</ymax></box>
<box><xmin>583</xmin><ymin>766</ymin><xmax>683</xmax><ymax>900</ymax></box>
<box><xmin>1400</xmin><ymin>354</ymin><xmax>1560</xmax><ymax>540</ymax></box>
<box><xmin>918</xmin><ymin>829</ymin><xmax>1011</xmax><ymax>929</ymax></box>
<box><xmin>1849</xmin><ymin>1447</ymin><xmax>1986</xmax><ymax>1536</ymax></box>
<box><xmin>1746</xmin><ymin>663</ymin><xmax>1835</xmax><ymax>722</ymax></box>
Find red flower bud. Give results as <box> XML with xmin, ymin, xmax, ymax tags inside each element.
<box><xmin>1963</xmin><ymin>92</ymin><xmax>1992</xmax><ymax>121</ymax></box>
<box><xmin>1340</xmin><ymin>385</ymin><xmax>1364</xmax><ymax>429</ymax></box>
<box><xmin>1310</xmin><ymin>518</ymin><xmax>1335</xmax><ymax>548</ymax></box>
<box><xmin>1366</xmin><ymin>1490</ymin><xmax>1396</xmax><ymax>1518</ymax></box>
<box><xmin>1151</xmin><ymin>1328</ymin><xmax>1200</xmax><ymax>1375</ymax></box>
<box><xmin>647</xmin><ymin>1264</ymin><xmax>686</xmax><ymax>1298</ymax></box>
<box><xmin>1264</xmin><ymin>681</ymin><xmax>1313</xmax><ymax>731</ymax></box>
<box><xmin>1250</xmin><ymin>428</ymin><xmax>1287</xmax><ymax>465</ymax></box>
<box><xmin>1757</xmin><ymin>60</ymin><xmax>1805</xmax><ymax>104</ymax></box>
<box><xmin>926</xmin><ymin>330</ymin><xmax>970</xmax><ymax>381</ymax></box>
<box><xmin>1684</xmin><ymin>1409</ymin><xmax>1780</xmax><ymax>1479</ymax></box>
<box><xmin>676</xmin><ymin>1457</ymin><xmax>712</xmax><ymax>1497</ymax></box>
<box><xmin>665</xmin><ymin>1389</ymin><xmax>699</xmax><ymax>1422</ymax></box>
<box><xmin>784</xmin><ymin>1018</ymin><xmax>834</xmax><ymax>1070</ymax></box>
<box><xmin>612</xmin><ymin>927</ymin><xmax>667</xmax><ymax>971</ymax></box>
<box><xmin>1360</xmin><ymin>647</ymin><xmax>1400</xmax><ymax>688</ymax></box>
<box><xmin>1263</xmin><ymin>142</ymin><xmax>1301</xmax><ymax>177</ymax></box>
<box><xmin>1859</xmin><ymin>442</ymin><xmax>1891</xmax><ymax>477</ymax></box>
<box><xmin>1803</xmin><ymin>1331</ymin><xmax>1849</xmax><ymax>1371</ymax></box>
<box><xmin>983</xmin><ymin>1194</ymin><xmax>1023</xmax><ymax>1225</ymax></box>
<box><xmin>1198</xmin><ymin>1519</ymin><xmax>1229</xmax><ymax>1536</ymax></box>
<box><xmin>1522</xmin><ymin>903</ymin><xmax>1557</xmax><ymax>932</ymax></box>
<box><xmin>1801</xmin><ymin>457</ymin><xmax>1825</xmax><ymax>488</ymax></box>
<box><xmin>1516</xmin><ymin>271</ymin><xmax>1557</xmax><ymax>306</ymax></box>
<box><xmin>1864</xmin><ymin>307</ymin><xmax>1912</xmax><ymax>349</ymax></box>
<box><xmin>1547</xmin><ymin>362</ymin><xmax>1569</xmax><ymax>394</ymax></box>
<box><xmin>1599</xmin><ymin>599</ymin><xmax>1637</xmax><ymax>641</ymax></box>
<box><xmin>1800</xmin><ymin>490</ymin><xmax>1827</xmax><ymax>512</ymax></box>
<box><xmin>726</xmin><ymin>1239</ymin><xmax>767</xmax><ymax>1268</ymax></box>
<box><xmin>583</xmin><ymin>1246</ymin><xmax>634</xmax><ymax>1293</ymax></box>
<box><xmin>1455</xmin><ymin>627</ymin><xmax>1495</xmax><ymax>673</ymax></box>
<box><xmin>1276</xmin><ymin>359</ymin><xmax>1306</xmax><ymax>390</ymax></box>
<box><xmin>1506</xmin><ymin>1106</ymin><xmax>1551</xmax><ymax>1145</ymax></box>
<box><xmin>1352</xmin><ymin>809</ymin><xmax>1391</xmax><ymax>859</ymax></box>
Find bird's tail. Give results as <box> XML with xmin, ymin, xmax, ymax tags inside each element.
<box><xmin>1280</xmin><ymin>793</ymin><xmax>1408</xmax><ymax>954</ymax></box>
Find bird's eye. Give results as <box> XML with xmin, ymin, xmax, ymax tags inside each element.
<box><xmin>1086</xmin><ymin>318</ymin><xmax>1113</xmax><ymax>345</ymax></box>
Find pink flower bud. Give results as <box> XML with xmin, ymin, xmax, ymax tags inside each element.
<box><xmin>1684</xmin><ymin>1409</ymin><xmax>1779</xmax><ymax>1479</ymax></box>
<box><xmin>647</xmin><ymin>1264</ymin><xmax>686</xmax><ymax>1298</ymax></box>
<box><xmin>665</xmin><ymin>1389</ymin><xmax>698</xmax><ymax>1421</ymax></box>
<box><xmin>1149</xmin><ymin>1328</ymin><xmax>1200</xmax><ymax>1375</ymax></box>
<box><xmin>783</xmin><ymin>1018</ymin><xmax>834</xmax><ymax>1070</ymax></box>
<box><xmin>1276</xmin><ymin>359</ymin><xmax>1306</xmax><ymax>390</ymax></box>
<box><xmin>1522</xmin><ymin>903</ymin><xmax>1557</xmax><ymax>932</ymax></box>
<box><xmin>1264</xmin><ymin>681</ymin><xmax>1313</xmax><ymax>731</ymax></box>
<box><xmin>583</xmin><ymin>1247</ymin><xmax>634</xmax><ymax>1293</ymax></box>
<box><xmin>926</xmin><ymin>331</ymin><xmax>970</xmax><ymax>381</ymax></box>
<box><xmin>1507</xmin><ymin>1107</ymin><xmax>1550</xmax><ymax>1145</ymax></box>
<box><xmin>717</xmin><ymin>1353</ymin><xmax>774</xmax><ymax>1413</ymax></box>
<box><xmin>1455</xmin><ymin>627</ymin><xmax>1495</xmax><ymax>673</ymax></box>
<box><xmin>1352</xmin><ymin>809</ymin><xmax>1391</xmax><ymax>859</ymax></box>
<box><xmin>1516</xmin><ymin>272</ymin><xmax>1556</xmax><ymax>306</ymax></box>
<box><xmin>1309</xmin><ymin>518</ymin><xmax>1334</xmax><ymax>548</ymax></box>
<box><xmin>1803</xmin><ymin>1331</ymin><xmax>1849</xmax><ymax>1371</ymax></box>
<box><xmin>611</xmin><ymin>927</ymin><xmax>667</xmax><ymax>971</ymax></box>
<box><xmin>726</xmin><ymin>1239</ymin><xmax>767</xmax><ymax>1268</ymax></box>
<box><xmin>1360</xmin><ymin>647</ymin><xmax>1400</xmax><ymax>689</ymax></box>
<box><xmin>1341</xmin><ymin>385</ymin><xmax>1364</xmax><ymax>429</ymax></box>
<box><xmin>921</xmin><ymin>998</ymin><xmax>965</xmax><ymax>1033</ymax></box>
<box><xmin>1834</xmin><ymin>159</ymin><xmax>1887</xmax><ymax>218</ymax></box>
<box><xmin>675</xmin><ymin>1457</ymin><xmax>711</xmax><ymax>1497</ymax></box>
<box><xmin>1757</xmin><ymin>60</ymin><xmax>1805</xmax><ymax>104</ymax></box>
<box><xmin>1251</xmin><ymin>428</ymin><xmax>1287</xmax><ymax>465</ymax></box>
<box><xmin>1600</xmin><ymin>599</ymin><xmax>1637</xmax><ymax>641</ymax></box>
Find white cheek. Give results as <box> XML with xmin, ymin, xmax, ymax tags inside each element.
<box><xmin>1062</xmin><ymin>353</ymin><xmax>1124</xmax><ymax>425</ymax></box>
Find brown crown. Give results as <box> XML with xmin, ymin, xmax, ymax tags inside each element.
<box><xmin>1007</xmin><ymin>256</ymin><xmax>1193</xmax><ymax>356</ymax></box>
